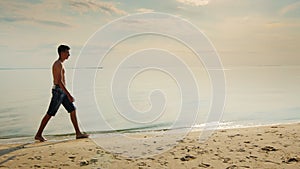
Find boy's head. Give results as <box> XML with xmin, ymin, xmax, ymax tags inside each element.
<box><xmin>57</xmin><ymin>45</ymin><xmax>70</xmax><ymax>59</ymax></box>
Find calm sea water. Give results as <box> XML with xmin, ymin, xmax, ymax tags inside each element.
<box><xmin>0</xmin><ymin>66</ymin><xmax>299</xmax><ymax>141</ymax></box>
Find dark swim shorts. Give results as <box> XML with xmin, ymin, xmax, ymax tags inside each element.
<box><xmin>46</xmin><ymin>85</ymin><xmax>76</xmax><ymax>116</ymax></box>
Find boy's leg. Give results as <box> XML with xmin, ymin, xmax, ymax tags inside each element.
<box><xmin>70</xmin><ymin>110</ymin><xmax>80</xmax><ymax>135</ymax></box>
<box><xmin>62</xmin><ymin>94</ymin><xmax>89</xmax><ymax>139</ymax></box>
<box><xmin>70</xmin><ymin>110</ymin><xmax>89</xmax><ymax>139</ymax></box>
<box><xmin>35</xmin><ymin>87</ymin><xmax>63</xmax><ymax>142</ymax></box>
<box><xmin>35</xmin><ymin>114</ymin><xmax>52</xmax><ymax>142</ymax></box>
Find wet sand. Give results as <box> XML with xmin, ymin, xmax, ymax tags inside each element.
<box><xmin>0</xmin><ymin>123</ymin><xmax>299</xmax><ymax>169</ymax></box>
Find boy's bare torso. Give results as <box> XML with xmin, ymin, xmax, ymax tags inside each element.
<box><xmin>52</xmin><ymin>60</ymin><xmax>65</xmax><ymax>85</ymax></box>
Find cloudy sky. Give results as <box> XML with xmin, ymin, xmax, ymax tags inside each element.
<box><xmin>0</xmin><ymin>0</ymin><xmax>300</xmax><ymax>68</ymax></box>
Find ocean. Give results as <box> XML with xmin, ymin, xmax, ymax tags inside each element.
<box><xmin>0</xmin><ymin>65</ymin><xmax>299</xmax><ymax>143</ymax></box>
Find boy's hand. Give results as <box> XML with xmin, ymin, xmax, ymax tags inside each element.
<box><xmin>68</xmin><ymin>95</ymin><xmax>75</xmax><ymax>102</ymax></box>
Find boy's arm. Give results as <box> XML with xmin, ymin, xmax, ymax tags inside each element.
<box><xmin>53</xmin><ymin>62</ymin><xmax>74</xmax><ymax>102</ymax></box>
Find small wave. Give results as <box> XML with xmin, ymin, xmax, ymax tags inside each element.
<box><xmin>0</xmin><ymin>122</ymin><xmax>172</xmax><ymax>144</ymax></box>
<box><xmin>0</xmin><ymin>67</ymin><xmax>50</xmax><ymax>71</ymax></box>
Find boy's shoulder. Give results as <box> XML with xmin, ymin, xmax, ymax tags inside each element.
<box><xmin>53</xmin><ymin>60</ymin><xmax>62</xmax><ymax>68</ymax></box>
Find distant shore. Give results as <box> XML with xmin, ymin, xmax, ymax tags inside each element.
<box><xmin>0</xmin><ymin>122</ymin><xmax>299</xmax><ymax>168</ymax></box>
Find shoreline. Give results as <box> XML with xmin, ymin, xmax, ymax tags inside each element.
<box><xmin>0</xmin><ymin>121</ymin><xmax>300</xmax><ymax>145</ymax></box>
<box><xmin>1</xmin><ymin>120</ymin><xmax>299</xmax><ymax>145</ymax></box>
<box><xmin>0</xmin><ymin>122</ymin><xmax>299</xmax><ymax>168</ymax></box>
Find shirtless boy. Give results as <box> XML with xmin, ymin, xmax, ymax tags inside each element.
<box><xmin>35</xmin><ymin>45</ymin><xmax>88</xmax><ymax>141</ymax></box>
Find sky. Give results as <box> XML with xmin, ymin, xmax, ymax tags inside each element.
<box><xmin>0</xmin><ymin>0</ymin><xmax>300</xmax><ymax>68</ymax></box>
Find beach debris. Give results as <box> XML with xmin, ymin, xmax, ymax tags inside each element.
<box><xmin>198</xmin><ymin>162</ymin><xmax>210</xmax><ymax>168</ymax></box>
<box><xmin>68</xmin><ymin>155</ymin><xmax>76</xmax><ymax>159</ymax></box>
<box><xmin>261</xmin><ymin>146</ymin><xmax>278</xmax><ymax>152</ymax></box>
<box><xmin>287</xmin><ymin>157</ymin><xmax>299</xmax><ymax>163</ymax></box>
<box><xmin>126</xmin><ymin>158</ymin><xmax>136</xmax><ymax>161</ymax></box>
<box><xmin>226</xmin><ymin>164</ymin><xmax>238</xmax><ymax>169</ymax></box>
<box><xmin>96</xmin><ymin>150</ymin><xmax>103</xmax><ymax>154</ymax></box>
<box><xmin>79</xmin><ymin>160</ymin><xmax>89</xmax><ymax>166</ymax></box>
<box><xmin>137</xmin><ymin>161</ymin><xmax>147</xmax><ymax>167</ymax></box>
<box><xmin>147</xmin><ymin>157</ymin><xmax>155</xmax><ymax>161</ymax></box>
<box><xmin>247</xmin><ymin>155</ymin><xmax>258</xmax><ymax>159</ymax></box>
<box><xmin>236</xmin><ymin>148</ymin><xmax>246</xmax><ymax>152</ymax></box>
<box><xmin>28</xmin><ymin>157</ymin><xmax>34</xmax><ymax>160</ymax></box>
<box><xmin>90</xmin><ymin>158</ymin><xmax>98</xmax><ymax>164</ymax></box>
<box><xmin>228</xmin><ymin>134</ymin><xmax>242</xmax><ymax>138</ymax></box>
<box><xmin>156</xmin><ymin>147</ymin><xmax>163</xmax><ymax>151</ymax></box>
<box><xmin>177</xmin><ymin>139</ymin><xmax>184</xmax><ymax>143</ymax></box>
<box><xmin>239</xmin><ymin>159</ymin><xmax>246</xmax><ymax>163</ymax></box>
<box><xmin>180</xmin><ymin>155</ymin><xmax>196</xmax><ymax>161</ymax></box>
<box><xmin>34</xmin><ymin>156</ymin><xmax>42</xmax><ymax>160</ymax></box>
<box><xmin>283</xmin><ymin>157</ymin><xmax>299</xmax><ymax>164</ymax></box>
<box><xmin>264</xmin><ymin>160</ymin><xmax>280</xmax><ymax>165</ymax></box>
<box><xmin>33</xmin><ymin>164</ymin><xmax>41</xmax><ymax>168</ymax></box>
<box><xmin>197</xmin><ymin>150</ymin><xmax>208</xmax><ymax>155</ymax></box>
<box><xmin>222</xmin><ymin>157</ymin><xmax>231</xmax><ymax>163</ymax></box>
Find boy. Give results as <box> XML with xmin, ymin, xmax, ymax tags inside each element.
<box><xmin>35</xmin><ymin>45</ymin><xmax>88</xmax><ymax>141</ymax></box>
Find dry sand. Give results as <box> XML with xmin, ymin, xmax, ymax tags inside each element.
<box><xmin>0</xmin><ymin>123</ymin><xmax>299</xmax><ymax>169</ymax></box>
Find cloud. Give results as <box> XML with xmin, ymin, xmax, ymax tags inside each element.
<box><xmin>177</xmin><ymin>0</ymin><xmax>210</xmax><ymax>6</ymax></box>
<box><xmin>136</xmin><ymin>8</ymin><xmax>154</xmax><ymax>13</ymax></box>
<box><xmin>265</xmin><ymin>21</ymin><xmax>300</xmax><ymax>29</ymax></box>
<box><xmin>0</xmin><ymin>16</ymin><xmax>71</xmax><ymax>28</ymax></box>
<box><xmin>35</xmin><ymin>19</ymin><xmax>72</xmax><ymax>27</ymax></box>
<box><xmin>0</xmin><ymin>1</ymin><xmax>71</xmax><ymax>28</ymax></box>
<box><xmin>280</xmin><ymin>1</ymin><xmax>300</xmax><ymax>16</ymax></box>
<box><xmin>0</xmin><ymin>1</ymin><xmax>63</xmax><ymax>16</ymax></box>
<box><xmin>69</xmin><ymin>0</ymin><xmax>127</xmax><ymax>15</ymax></box>
<box><xmin>0</xmin><ymin>17</ymin><xmax>26</xmax><ymax>22</ymax></box>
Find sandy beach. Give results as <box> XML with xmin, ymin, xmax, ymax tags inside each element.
<box><xmin>0</xmin><ymin>123</ymin><xmax>299</xmax><ymax>169</ymax></box>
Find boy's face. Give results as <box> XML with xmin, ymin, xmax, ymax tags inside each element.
<box><xmin>61</xmin><ymin>50</ymin><xmax>70</xmax><ymax>60</ymax></box>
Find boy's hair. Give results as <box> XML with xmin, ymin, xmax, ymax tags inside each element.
<box><xmin>57</xmin><ymin>45</ymin><xmax>70</xmax><ymax>56</ymax></box>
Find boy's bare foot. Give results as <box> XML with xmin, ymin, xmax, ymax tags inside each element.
<box><xmin>76</xmin><ymin>133</ymin><xmax>89</xmax><ymax>139</ymax></box>
<box><xmin>35</xmin><ymin>135</ymin><xmax>47</xmax><ymax>142</ymax></box>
